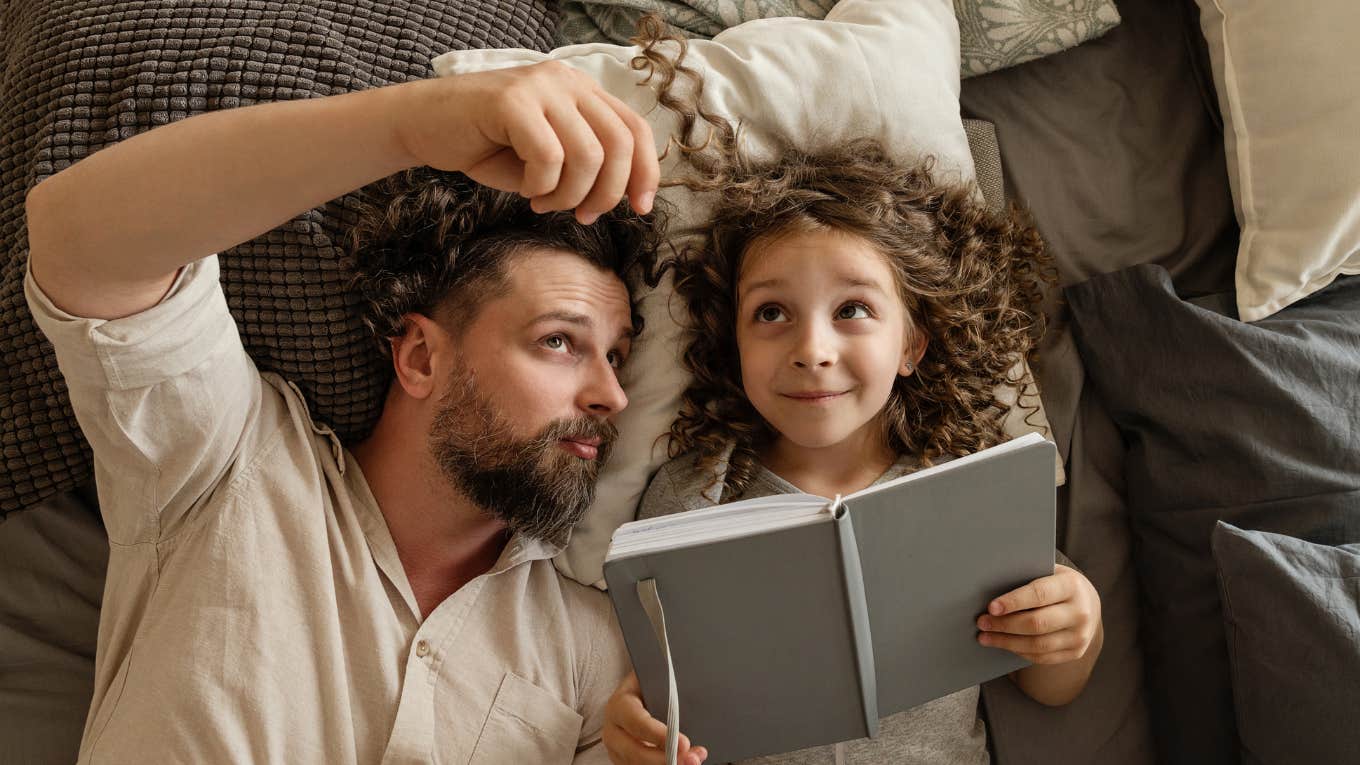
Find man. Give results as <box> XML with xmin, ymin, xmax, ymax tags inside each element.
<box><xmin>24</xmin><ymin>62</ymin><xmax>660</xmax><ymax>763</ymax></box>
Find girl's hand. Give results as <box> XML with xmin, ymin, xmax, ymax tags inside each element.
<box><xmin>397</xmin><ymin>62</ymin><xmax>659</xmax><ymax>224</ymax></box>
<box><xmin>602</xmin><ymin>672</ymin><xmax>708</xmax><ymax>765</ymax></box>
<box><xmin>975</xmin><ymin>564</ymin><xmax>1101</xmax><ymax>665</ymax></box>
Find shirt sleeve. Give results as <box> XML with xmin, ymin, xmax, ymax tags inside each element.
<box><xmin>575</xmin><ymin>595</ymin><xmax>631</xmax><ymax>763</ymax></box>
<box><xmin>24</xmin><ymin>255</ymin><xmax>267</xmax><ymax>545</ymax></box>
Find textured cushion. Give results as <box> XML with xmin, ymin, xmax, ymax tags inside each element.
<box><xmin>1211</xmin><ymin>522</ymin><xmax>1360</xmax><ymax>765</ymax></box>
<box><xmin>0</xmin><ymin>0</ymin><xmax>560</xmax><ymax>517</ymax></box>
<box><xmin>1192</xmin><ymin>0</ymin><xmax>1360</xmax><ymax>321</ymax></box>
<box><xmin>435</xmin><ymin>0</ymin><xmax>1059</xmax><ymax>589</ymax></box>
<box><xmin>556</xmin><ymin>0</ymin><xmax>1120</xmax><ymax>79</ymax></box>
<box><xmin>1068</xmin><ymin>264</ymin><xmax>1360</xmax><ymax>764</ymax></box>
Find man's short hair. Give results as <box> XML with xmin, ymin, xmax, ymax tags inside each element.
<box><xmin>348</xmin><ymin>167</ymin><xmax>664</xmax><ymax>356</ymax></box>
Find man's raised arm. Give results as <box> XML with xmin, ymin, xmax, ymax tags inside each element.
<box><xmin>24</xmin><ymin>62</ymin><xmax>658</xmax><ymax>321</ymax></box>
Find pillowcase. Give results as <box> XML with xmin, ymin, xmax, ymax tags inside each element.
<box><xmin>1068</xmin><ymin>264</ymin><xmax>1360</xmax><ymax>764</ymax></box>
<box><xmin>1211</xmin><ymin>522</ymin><xmax>1360</xmax><ymax>765</ymax></box>
<box><xmin>557</xmin><ymin>0</ymin><xmax>1122</xmax><ymax>79</ymax></box>
<box><xmin>0</xmin><ymin>0</ymin><xmax>561</xmax><ymax>518</ymax></box>
<box><xmin>434</xmin><ymin>0</ymin><xmax>1060</xmax><ymax>588</ymax></box>
<box><xmin>1192</xmin><ymin>0</ymin><xmax>1360</xmax><ymax>321</ymax></box>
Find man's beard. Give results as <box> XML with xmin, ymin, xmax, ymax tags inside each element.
<box><xmin>428</xmin><ymin>364</ymin><xmax>617</xmax><ymax>546</ymax></box>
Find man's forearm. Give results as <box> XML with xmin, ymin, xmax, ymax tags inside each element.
<box><xmin>25</xmin><ymin>80</ymin><xmax>422</xmax><ymax>319</ymax></box>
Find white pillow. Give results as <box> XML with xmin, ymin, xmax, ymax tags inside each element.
<box><xmin>1194</xmin><ymin>0</ymin><xmax>1360</xmax><ymax>321</ymax></box>
<box><xmin>433</xmin><ymin>0</ymin><xmax>1058</xmax><ymax>588</ymax></box>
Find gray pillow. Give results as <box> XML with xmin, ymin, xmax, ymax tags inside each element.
<box><xmin>0</xmin><ymin>0</ymin><xmax>560</xmax><ymax>518</ymax></box>
<box><xmin>1067</xmin><ymin>264</ymin><xmax>1360</xmax><ymax>764</ymax></box>
<box><xmin>1211</xmin><ymin>522</ymin><xmax>1360</xmax><ymax>765</ymax></box>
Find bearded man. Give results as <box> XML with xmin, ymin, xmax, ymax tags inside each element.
<box><xmin>24</xmin><ymin>63</ymin><xmax>661</xmax><ymax>763</ymax></box>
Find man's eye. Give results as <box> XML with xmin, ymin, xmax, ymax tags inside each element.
<box><xmin>755</xmin><ymin>305</ymin><xmax>788</xmax><ymax>323</ymax></box>
<box><xmin>607</xmin><ymin>350</ymin><xmax>625</xmax><ymax>369</ymax></box>
<box><xmin>543</xmin><ymin>334</ymin><xmax>570</xmax><ymax>353</ymax></box>
<box><xmin>837</xmin><ymin>303</ymin><xmax>871</xmax><ymax>320</ymax></box>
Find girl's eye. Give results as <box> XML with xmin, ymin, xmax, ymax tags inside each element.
<box><xmin>755</xmin><ymin>304</ymin><xmax>788</xmax><ymax>323</ymax></box>
<box><xmin>836</xmin><ymin>302</ymin><xmax>871</xmax><ymax>320</ymax></box>
<box><xmin>543</xmin><ymin>334</ymin><xmax>571</xmax><ymax>353</ymax></box>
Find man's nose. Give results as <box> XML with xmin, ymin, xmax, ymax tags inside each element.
<box><xmin>581</xmin><ymin>356</ymin><xmax>629</xmax><ymax>416</ymax></box>
<box><xmin>791</xmin><ymin>321</ymin><xmax>837</xmax><ymax>369</ymax></box>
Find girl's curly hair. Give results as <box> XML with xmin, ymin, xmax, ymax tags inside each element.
<box><xmin>630</xmin><ymin>17</ymin><xmax>1054</xmax><ymax>500</ymax></box>
<box><xmin>347</xmin><ymin>166</ymin><xmax>665</xmax><ymax>358</ymax></box>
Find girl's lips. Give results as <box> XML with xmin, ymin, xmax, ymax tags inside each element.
<box><xmin>781</xmin><ymin>391</ymin><xmax>847</xmax><ymax>403</ymax></box>
<box><xmin>558</xmin><ymin>439</ymin><xmax>600</xmax><ymax>459</ymax></box>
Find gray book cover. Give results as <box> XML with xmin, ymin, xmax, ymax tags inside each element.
<box><xmin>604</xmin><ymin>437</ymin><xmax>1056</xmax><ymax>763</ymax></box>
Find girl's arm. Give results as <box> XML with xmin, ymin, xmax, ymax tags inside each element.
<box><xmin>976</xmin><ymin>563</ymin><xmax>1105</xmax><ymax>706</ymax></box>
<box><xmin>25</xmin><ymin>62</ymin><xmax>657</xmax><ymax>321</ymax></box>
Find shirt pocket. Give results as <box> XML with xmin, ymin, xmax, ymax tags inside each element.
<box><xmin>468</xmin><ymin>672</ymin><xmax>584</xmax><ymax>764</ymax></box>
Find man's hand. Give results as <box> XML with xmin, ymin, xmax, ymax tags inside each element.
<box><xmin>602</xmin><ymin>672</ymin><xmax>707</xmax><ymax>765</ymax></box>
<box><xmin>399</xmin><ymin>62</ymin><xmax>659</xmax><ymax>225</ymax></box>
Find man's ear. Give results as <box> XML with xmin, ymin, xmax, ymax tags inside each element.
<box><xmin>900</xmin><ymin>328</ymin><xmax>929</xmax><ymax>377</ymax></box>
<box><xmin>389</xmin><ymin>313</ymin><xmax>448</xmax><ymax>400</ymax></box>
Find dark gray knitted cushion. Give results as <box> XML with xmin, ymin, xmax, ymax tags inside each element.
<box><xmin>0</xmin><ymin>1</ymin><xmax>558</xmax><ymax>516</ymax></box>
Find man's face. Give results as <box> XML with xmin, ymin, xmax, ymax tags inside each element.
<box><xmin>427</xmin><ymin>249</ymin><xmax>634</xmax><ymax>545</ymax></box>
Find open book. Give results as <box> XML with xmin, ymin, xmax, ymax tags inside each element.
<box><xmin>603</xmin><ymin>433</ymin><xmax>1057</xmax><ymax>764</ymax></box>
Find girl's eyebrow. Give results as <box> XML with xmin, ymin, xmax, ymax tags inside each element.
<box><xmin>740</xmin><ymin>275</ymin><xmax>887</xmax><ymax>299</ymax></box>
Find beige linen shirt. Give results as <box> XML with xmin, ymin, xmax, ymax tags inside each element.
<box><xmin>25</xmin><ymin>256</ymin><xmax>629</xmax><ymax>764</ymax></box>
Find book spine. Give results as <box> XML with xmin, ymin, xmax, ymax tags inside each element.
<box><xmin>832</xmin><ymin>503</ymin><xmax>880</xmax><ymax>740</ymax></box>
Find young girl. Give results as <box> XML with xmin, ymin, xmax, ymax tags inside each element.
<box><xmin>600</xmin><ymin>32</ymin><xmax>1104</xmax><ymax>765</ymax></box>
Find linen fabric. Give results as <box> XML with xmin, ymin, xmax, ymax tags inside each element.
<box><xmin>1192</xmin><ymin>0</ymin><xmax>1360</xmax><ymax>320</ymax></box>
<box><xmin>1211</xmin><ymin>522</ymin><xmax>1360</xmax><ymax>765</ymax></box>
<box><xmin>1068</xmin><ymin>264</ymin><xmax>1360</xmax><ymax>764</ymax></box>
<box><xmin>23</xmin><ymin>257</ymin><xmax>628</xmax><ymax>764</ymax></box>
<box><xmin>556</xmin><ymin>0</ymin><xmax>1121</xmax><ymax>79</ymax></box>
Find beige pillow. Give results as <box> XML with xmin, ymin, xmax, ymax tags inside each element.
<box><xmin>1194</xmin><ymin>0</ymin><xmax>1360</xmax><ymax>321</ymax></box>
<box><xmin>434</xmin><ymin>0</ymin><xmax>1059</xmax><ymax>588</ymax></box>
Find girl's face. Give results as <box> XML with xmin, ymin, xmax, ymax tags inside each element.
<box><xmin>735</xmin><ymin>228</ymin><xmax>925</xmax><ymax>457</ymax></box>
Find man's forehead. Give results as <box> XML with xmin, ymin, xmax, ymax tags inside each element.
<box><xmin>501</xmin><ymin>248</ymin><xmax>632</xmax><ymax>330</ymax></box>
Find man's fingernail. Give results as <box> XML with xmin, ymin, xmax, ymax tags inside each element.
<box><xmin>579</xmin><ymin>211</ymin><xmax>600</xmax><ymax>225</ymax></box>
<box><xmin>978</xmin><ymin>617</ymin><xmax>991</xmax><ymax>631</ymax></box>
<box><xmin>636</xmin><ymin>191</ymin><xmax>655</xmax><ymax>213</ymax></box>
<box><xmin>989</xmin><ymin>601</ymin><xmax>1004</xmax><ymax>615</ymax></box>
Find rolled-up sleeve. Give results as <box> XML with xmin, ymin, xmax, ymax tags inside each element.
<box><xmin>25</xmin><ymin>255</ymin><xmax>265</xmax><ymax>544</ymax></box>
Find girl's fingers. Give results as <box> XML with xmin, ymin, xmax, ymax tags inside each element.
<box><xmin>572</xmin><ymin>93</ymin><xmax>636</xmax><ymax>222</ymax></box>
<box><xmin>987</xmin><ymin>566</ymin><xmax>1076</xmax><ymax>615</ymax></box>
<box><xmin>531</xmin><ymin>106</ymin><xmax>605</xmax><ymax>215</ymax></box>
<box><xmin>602</xmin><ymin>723</ymin><xmax>670</xmax><ymax>765</ymax></box>
<box><xmin>606</xmin><ymin>682</ymin><xmax>668</xmax><ymax>746</ymax></box>
<box><xmin>977</xmin><ymin>626</ymin><xmax>1084</xmax><ymax>658</ymax></box>
<box><xmin>977</xmin><ymin>602</ymin><xmax>1080</xmax><ymax>636</ymax></box>
<box><xmin>596</xmin><ymin>88</ymin><xmax>659</xmax><ymax>214</ymax></box>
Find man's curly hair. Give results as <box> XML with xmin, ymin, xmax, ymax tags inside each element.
<box><xmin>346</xmin><ymin>167</ymin><xmax>664</xmax><ymax>361</ymax></box>
<box><xmin>631</xmin><ymin>18</ymin><xmax>1054</xmax><ymax>500</ymax></box>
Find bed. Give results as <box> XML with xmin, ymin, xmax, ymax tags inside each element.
<box><xmin>2</xmin><ymin>1</ymin><xmax>1357</xmax><ymax>763</ymax></box>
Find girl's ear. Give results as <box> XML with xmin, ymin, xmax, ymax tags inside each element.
<box><xmin>900</xmin><ymin>329</ymin><xmax>928</xmax><ymax>376</ymax></box>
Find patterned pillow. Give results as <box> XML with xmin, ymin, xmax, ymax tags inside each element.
<box><xmin>0</xmin><ymin>0</ymin><xmax>559</xmax><ymax>517</ymax></box>
<box><xmin>558</xmin><ymin>0</ymin><xmax>1121</xmax><ymax>77</ymax></box>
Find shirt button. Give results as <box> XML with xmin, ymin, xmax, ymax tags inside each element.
<box><xmin>415</xmin><ymin>640</ymin><xmax>430</xmax><ymax>658</ymax></box>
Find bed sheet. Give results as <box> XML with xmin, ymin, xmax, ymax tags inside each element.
<box><xmin>960</xmin><ymin>0</ymin><xmax>1240</xmax><ymax>763</ymax></box>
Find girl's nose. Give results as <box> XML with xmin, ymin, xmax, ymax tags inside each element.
<box><xmin>790</xmin><ymin>323</ymin><xmax>837</xmax><ymax>369</ymax></box>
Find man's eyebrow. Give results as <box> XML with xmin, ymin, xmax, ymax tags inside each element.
<box><xmin>529</xmin><ymin>310</ymin><xmax>635</xmax><ymax>340</ymax></box>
